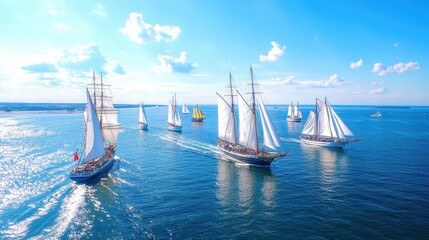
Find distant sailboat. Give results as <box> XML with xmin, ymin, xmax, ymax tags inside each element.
<box><xmin>287</xmin><ymin>101</ymin><xmax>303</xmax><ymax>122</ymax></box>
<box><xmin>182</xmin><ymin>103</ymin><xmax>190</xmax><ymax>114</ymax></box>
<box><xmin>300</xmin><ymin>97</ymin><xmax>362</xmax><ymax>148</ymax></box>
<box><xmin>217</xmin><ymin>67</ymin><xmax>286</xmax><ymax>167</ymax></box>
<box><xmin>70</xmin><ymin>72</ymin><xmax>120</xmax><ymax>182</ymax></box>
<box><xmin>371</xmin><ymin>111</ymin><xmax>382</xmax><ymax>117</ymax></box>
<box><xmin>138</xmin><ymin>102</ymin><xmax>148</xmax><ymax>130</ymax></box>
<box><xmin>156</xmin><ymin>105</ymin><xmax>159</xmax><ymax>109</ymax></box>
<box><xmin>191</xmin><ymin>105</ymin><xmax>206</xmax><ymax>122</ymax></box>
<box><xmin>168</xmin><ymin>94</ymin><xmax>182</xmax><ymax>132</ymax></box>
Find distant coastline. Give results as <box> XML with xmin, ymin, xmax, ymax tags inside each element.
<box><xmin>1</xmin><ymin>102</ymin><xmax>427</xmax><ymax>114</ymax></box>
<box><xmin>0</xmin><ymin>102</ymin><xmax>161</xmax><ymax>113</ymax></box>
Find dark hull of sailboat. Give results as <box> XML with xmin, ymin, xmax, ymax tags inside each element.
<box><xmin>218</xmin><ymin>145</ymin><xmax>282</xmax><ymax>167</ymax></box>
<box><xmin>70</xmin><ymin>157</ymin><xmax>115</xmax><ymax>183</ymax></box>
<box><xmin>191</xmin><ymin>118</ymin><xmax>204</xmax><ymax>122</ymax></box>
<box><xmin>138</xmin><ymin>123</ymin><xmax>148</xmax><ymax>130</ymax></box>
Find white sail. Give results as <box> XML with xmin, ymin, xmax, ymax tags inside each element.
<box><xmin>301</xmin><ymin>111</ymin><xmax>316</xmax><ymax>135</ymax></box>
<box><xmin>182</xmin><ymin>104</ymin><xmax>190</xmax><ymax>114</ymax></box>
<box><xmin>237</xmin><ymin>91</ymin><xmax>258</xmax><ymax>151</ymax></box>
<box><xmin>257</xmin><ymin>95</ymin><xmax>281</xmax><ymax>150</ymax></box>
<box><xmin>88</xmin><ymin>83</ymin><xmax>120</xmax><ymax>145</ymax></box>
<box><xmin>329</xmin><ymin>105</ymin><xmax>355</xmax><ymax>138</ymax></box>
<box><xmin>167</xmin><ymin>100</ymin><xmax>174</xmax><ymax>124</ymax></box>
<box><xmin>83</xmin><ymin>88</ymin><xmax>105</xmax><ymax>163</ymax></box>
<box><xmin>297</xmin><ymin>108</ymin><xmax>303</xmax><ymax>119</ymax></box>
<box><xmin>174</xmin><ymin>105</ymin><xmax>182</xmax><ymax>126</ymax></box>
<box><xmin>293</xmin><ymin>105</ymin><xmax>299</xmax><ymax>117</ymax></box>
<box><xmin>316</xmin><ymin>99</ymin><xmax>333</xmax><ymax>138</ymax></box>
<box><xmin>287</xmin><ymin>102</ymin><xmax>293</xmax><ymax>117</ymax></box>
<box><xmin>139</xmin><ymin>103</ymin><xmax>148</xmax><ymax>124</ymax></box>
<box><xmin>217</xmin><ymin>93</ymin><xmax>236</xmax><ymax>144</ymax></box>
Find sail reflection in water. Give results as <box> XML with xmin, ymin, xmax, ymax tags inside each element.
<box><xmin>301</xmin><ymin>144</ymin><xmax>349</xmax><ymax>193</ymax></box>
<box><xmin>215</xmin><ymin>157</ymin><xmax>277</xmax><ymax>213</ymax></box>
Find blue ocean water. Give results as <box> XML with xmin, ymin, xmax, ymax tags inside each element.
<box><xmin>1</xmin><ymin>105</ymin><xmax>428</xmax><ymax>239</ymax></box>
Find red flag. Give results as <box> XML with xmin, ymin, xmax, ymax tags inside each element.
<box><xmin>74</xmin><ymin>152</ymin><xmax>79</xmax><ymax>161</ymax></box>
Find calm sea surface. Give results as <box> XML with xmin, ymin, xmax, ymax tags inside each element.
<box><xmin>1</xmin><ymin>105</ymin><xmax>428</xmax><ymax>239</ymax></box>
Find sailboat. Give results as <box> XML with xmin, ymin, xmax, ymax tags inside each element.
<box><xmin>216</xmin><ymin>67</ymin><xmax>286</xmax><ymax>167</ymax></box>
<box><xmin>371</xmin><ymin>111</ymin><xmax>382</xmax><ymax>117</ymax></box>
<box><xmin>300</xmin><ymin>97</ymin><xmax>362</xmax><ymax>148</ymax></box>
<box><xmin>191</xmin><ymin>105</ymin><xmax>206</xmax><ymax>122</ymax></box>
<box><xmin>287</xmin><ymin>101</ymin><xmax>303</xmax><ymax>122</ymax></box>
<box><xmin>70</xmin><ymin>73</ymin><xmax>120</xmax><ymax>182</ymax></box>
<box><xmin>138</xmin><ymin>102</ymin><xmax>148</xmax><ymax>130</ymax></box>
<box><xmin>182</xmin><ymin>103</ymin><xmax>190</xmax><ymax>114</ymax></box>
<box><xmin>168</xmin><ymin>94</ymin><xmax>182</xmax><ymax>132</ymax></box>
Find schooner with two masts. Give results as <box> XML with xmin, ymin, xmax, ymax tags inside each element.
<box><xmin>216</xmin><ymin>66</ymin><xmax>286</xmax><ymax>167</ymax></box>
<box><xmin>70</xmin><ymin>73</ymin><xmax>121</xmax><ymax>182</ymax></box>
<box><xmin>287</xmin><ymin>101</ymin><xmax>303</xmax><ymax>122</ymax></box>
<box><xmin>300</xmin><ymin>97</ymin><xmax>362</xmax><ymax>148</ymax></box>
<box><xmin>167</xmin><ymin>94</ymin><xmax>183</xmax><ymax>132</ymax></box>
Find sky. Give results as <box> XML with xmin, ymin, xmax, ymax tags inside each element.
<box><xmin>0</xmin><ymin>0</ymin><xmax>428</xmax><ymax>105</ymax></box>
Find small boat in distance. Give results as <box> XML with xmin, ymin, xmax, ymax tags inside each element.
<box><xmin>191</xmin><ymin>105</ymin><xmax>206</xmax><ymax>122</ymax></box>
<box><xmin>138</xmin><ymin>102</ymin><xmax>148</xmax><ymax>130</ymax></box>
<box><xmin>70</xmin><ymin>72</ymin><xmax>120</xmax><ymax>182</ymax></box>
<box><xmin>156</xmin><ymin>105</ymin><xmax>159</xmax><ymax>109</ymax></box>
<box><xmin>217</xmin><ymin>68</ymin><xmax>286</xmax><ymax>167</ymax></box>
<box><xmin>371</xmin><ymin>111</ymin><xmax>382</xmax><ymax>117</ymax></box>
<box><xmin>300</xmin><ymin>97</ymin><xmax>362</xmax><ymax>148</ymax></box>
<box><xmin>168</xmin><ymin>94</ymin><xmax>183</xmax><ymax>132</ymax></box>
<box><xmin>182</xmin><ymin>103</ymin><xmax>190</xmax><ymax>114</ymax></box>
<box><xmin>287</xmin><ymin>101</ymin><xmax>303</xmax><ymax>122</ymax></box>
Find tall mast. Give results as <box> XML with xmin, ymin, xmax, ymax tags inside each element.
<box><xmin>92</xmin><ymin>71</ymin><xmax>96</xmax><ymax>109</ymax></box>
<box><xmin>100</xmin><ymin>72</ymin><xmax>104</xmax><ymax>126</ymax></box>
<box><xmin>229</xmin><ymin>72</ymin><xmax>237</xmax><ymax>143</ymax></box>
<box><xmin>250</xmin><ymin>65</ymin><xmax>259</xmax><ymax>152</ymax></box>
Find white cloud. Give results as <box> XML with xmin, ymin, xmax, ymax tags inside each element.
<box><xmin>54</xmin><ymin>23</ymin><xmax>68</xmax><ymax>30</ymax></box>
<box><xmin>350</xmin><ymin>59</ymin><xmax>363</xmax><ymax>69</ymax></box>
<box><xmin>106</xmin><ymin>61</ymin><xmax>125</xmax><ymax>75</ymax></box>
<box><xmin>92</xmin><ymin>2</ymin><xmax>106</xmax><ymax>16</ymax></box>
<box><xmin>393</xmin><ymin>42</ymin><xmax>400</xmax><ymax>47</ymax></box>
<box><xmin>372</xmin><ymin>61</ymin><xmax>420</xmax><ymax>76</ymax></box>
<box><xmin>153</xmin><ymin>52</ymin><xmax>197</xmax><ymax>74</ymax></box>
<box><xmin>58</xmin><ymin>44</ymin><xmax>107</xmax><ymax>75</ymax></box>
<box><xmin>120</xmin><ymin>12</ymin><xmax>181</xmax><ymax>44</ymax></box>
<box><xmin>369</xmin><ymin>81</ymin><xmax>384</xmax><ymax>86</ymax></box>
<box><xmin>368</xmin><ymin>87</ymin><xmax>388</xmax><ymax>94</ymax></box>
<box><xmin>260</xmin><ymin>74</ymin><xmax>347</xmax><ymax>88</ymax></box>
<box><xmin>259</xmin><ymin>41</ymin><xmax>286</xmax><ymax>62</ymax></box>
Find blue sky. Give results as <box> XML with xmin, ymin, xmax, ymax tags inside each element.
<box><xmin>0</xmin><ymin>0</ymin><xmax>428</xmax><ymax>105</ymax></box>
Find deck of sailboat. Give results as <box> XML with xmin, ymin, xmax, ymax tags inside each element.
<box><xmin>70</xmin><ymin>147</ymin><xmax>116</xmax><ymax>182</ymax></box>
<box><xmin>218</xmin><ymin>140</ymin><xmax>285</xmax><ymax>166</ymax></box>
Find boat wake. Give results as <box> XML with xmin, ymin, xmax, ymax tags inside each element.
<box><xmin>35</xmin><ymin>184</ymin><xmax>90</xmax><ymax>239</ymax></box>
<box><xmin>159</xmin><ymin>135</ymin><xmax>220</xmax><ymax>156</ymax></box>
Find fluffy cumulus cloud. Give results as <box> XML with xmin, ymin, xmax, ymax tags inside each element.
<box><xmin>259</xmin><ymin>41</ymin><xmax>286</xmax><ymax>62</ymax></box>
<box><xmin>321</xmin><ymin>74</ymin><xmax>348</xmax><ymax>87</ymax></box>
<box><xmin>350</xmin><ymin>59</ymin><xmax>363</xmax><ymax>69</ymax></box>
<box><xmin>58</xmin><ymin>44</ymin><xmax>107</xmax><ymax>75</ymax></box>
<box><xmin>153</xmin><ymin>51</ymin><xmax>197</xmax><ymax>74</ymax></box>
<box><xmin>120</xmin><ymin>12</ymin><xmax>181</xmax><ymax>44</ymax></box>
<box><xmin>20</xmin><ymin>44</ymin><xmax>125</xmax><ymax>87</ymax></box>
<box><xmin>372</xmin><ymin>61</ymin><xmax>420</xmax><ymax>76</ymax></box>
<box><xmin>368</xmin><ymin>87</ymin><xmax>388</xmax><ymax>94</ymax></box>
<box><xmin>22</xmin><ymin>63</ymin><xmax>59</xmax><ymax>73</ymax></box>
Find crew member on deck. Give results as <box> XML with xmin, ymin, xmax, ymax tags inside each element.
<box><xmin>74</xmin><ymin>151</ymin><xmax>79</xmax><ymax>161</ymax></box>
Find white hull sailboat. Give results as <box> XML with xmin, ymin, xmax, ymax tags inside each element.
<box><xmin>168</xmin><ymin>94</ymin><xmax>182</xmax><ymax>132</ymax></box>
<box><xmin>217</xmin><ymin>68</ymin><xmax>286</xmax><ymax>167</ymax></box>
<box><xmin>287</xmin><ymin>101</ymin><xmax>302</xmax><ymax>122</ymax></box>
<box><xmin>300</xmin><ymin>98</ymin><xmax>362</xmax><ymax>148</ymax></box>
<box><xmin>191</xmin><ymin>105</ymin><xmax>205</xmax><ymax>122</ymax></box>
<box><xmin>70</xmin><ymin>73</ymin><xmax>120</xmax><ymax>182</ymax></box>
<box><xmin>182</xmin><ymin>103</ymin><xmax>190</xmax><ymax>114</ymax></box>
<box><xmin>138</xmin><ymin>102</ymin><xmax>148</xmax><ymax>130</ymax></box>
<box><xmin>371</xmin><ymin>111</ymin><xmax>382</xmax><ymax>117</ymax></box>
